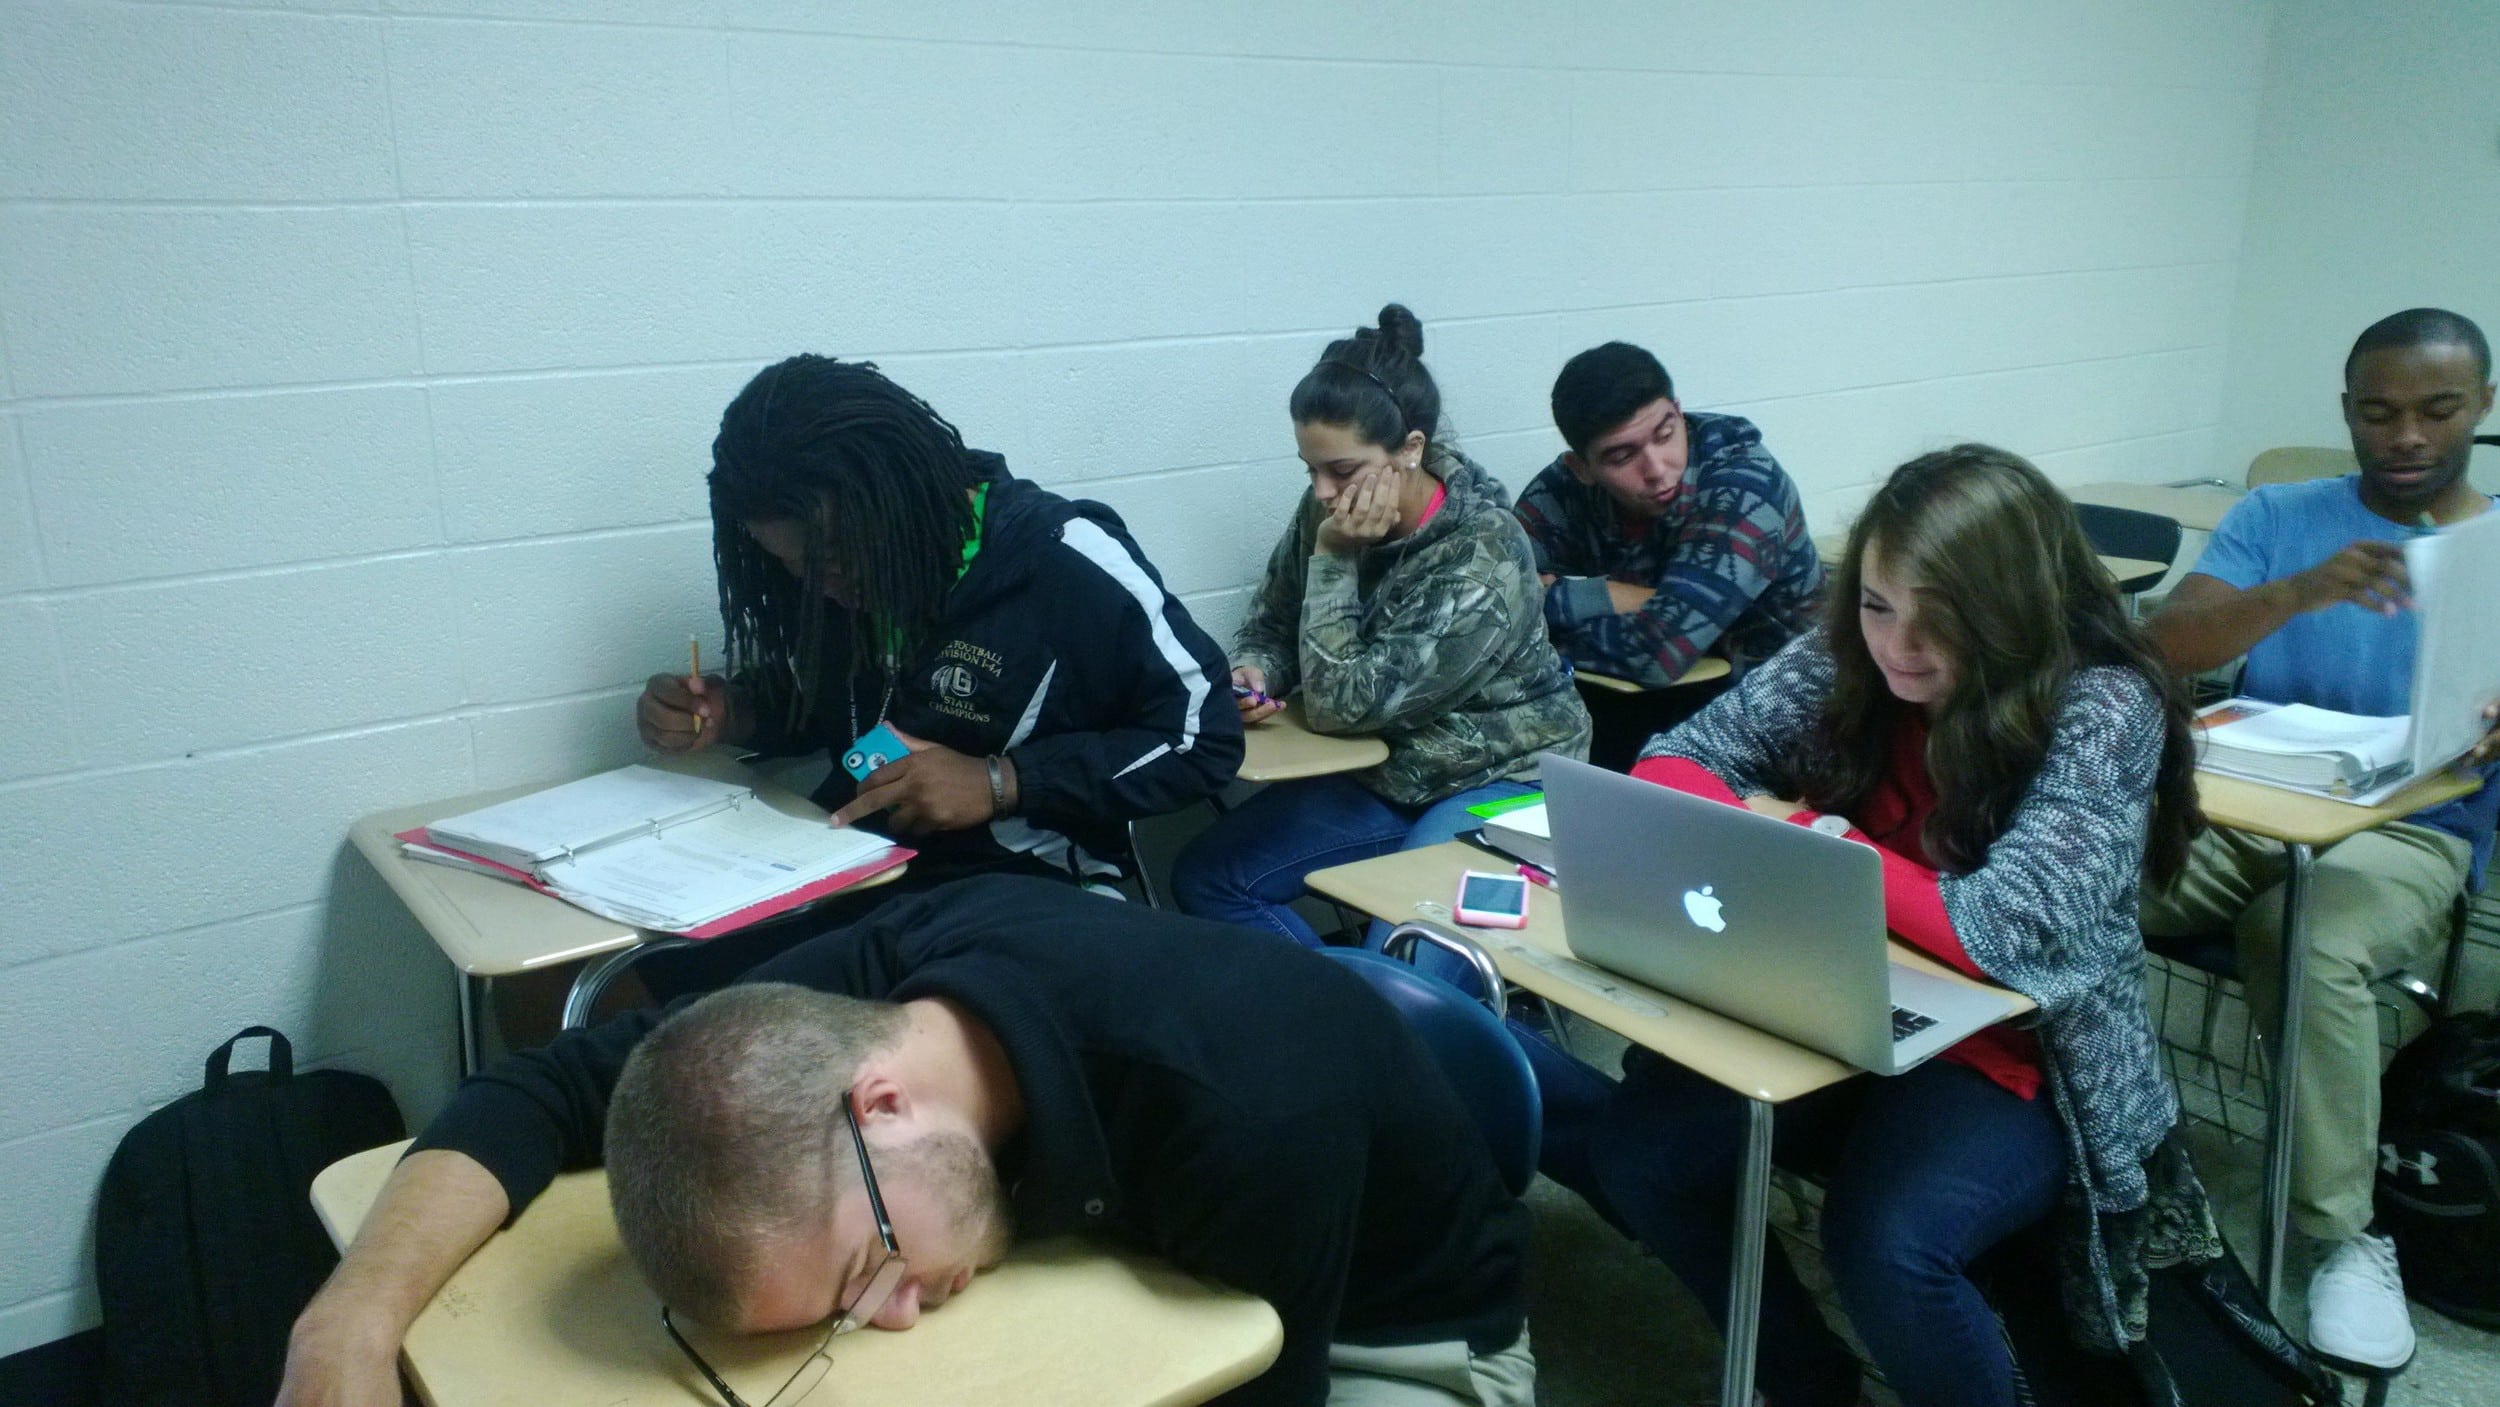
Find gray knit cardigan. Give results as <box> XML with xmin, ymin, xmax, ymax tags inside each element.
<box><xmin>1639</xmin><ymin>630</ymin><xmax>2180</xmax><ymax>1214</ymax></box>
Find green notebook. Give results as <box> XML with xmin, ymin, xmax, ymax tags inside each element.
<box><xmin>1464</xmin><ymin>791</ymin><xmax>1545</xmax><ymax>821</ymax></box>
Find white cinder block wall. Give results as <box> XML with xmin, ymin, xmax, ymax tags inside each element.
<box><xmin>0</xmin><ymin>0</ymin><xmax>2272</xmax><ymax>1352</ymax></box>
<box><xmin>2214</xmin><ymin>0</ymin><xmax>2500</xmax><ymax>489</ymax></box>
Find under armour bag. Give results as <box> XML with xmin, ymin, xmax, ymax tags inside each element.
<box><xmin>2375</xmin><ymin>1009</ymin><xmax>2500</xmax><ymax>1328</ymax></box>
<box><xmin>95</xmin><ymin>1026</ymin><xmax>405</xmax><ymax>1406</ymax></box>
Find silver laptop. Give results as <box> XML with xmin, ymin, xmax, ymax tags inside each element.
<box><xmin>1539</xmin><ymin>755</ymin><xmax>2025</xmax><ymax>1074</ymax></box>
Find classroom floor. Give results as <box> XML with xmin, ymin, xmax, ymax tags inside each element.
<box><xmin>1523</xmin><ymin>1021</ymin><xmax>2500</xmax><ymax>1407</ymax></box>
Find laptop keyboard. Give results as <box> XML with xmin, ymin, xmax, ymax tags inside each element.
<box><xmin>1890</xmin><ymin>1007</ymin><xmax>1937</xmax><ymax>1043</ymax></box>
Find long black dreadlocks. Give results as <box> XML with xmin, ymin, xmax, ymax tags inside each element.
<box><xmin>707</xmin><ymin>355</ymin><xmax>985</xmax><ymax>735</ymax></box>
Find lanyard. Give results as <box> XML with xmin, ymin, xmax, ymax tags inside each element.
<box><xmin>852</xmin><ymin>483</ymin><xmax>990</xmax><ymax>737</ymax></box>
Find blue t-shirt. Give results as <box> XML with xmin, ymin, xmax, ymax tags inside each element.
<box><xmin>2191</xmin><ymin>475</ymin><xmax>2498</xmax><ymax>879</ymax></box>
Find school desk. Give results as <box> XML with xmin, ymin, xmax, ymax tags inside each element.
<box><xmin>310</xmin><ymin>1142</ymin><xmax>1282</xmax><ymax>1407</ymax></box>
<box><xmin>1811</xmin><ymin>531</ymin><xmax>2163</xmax><ymax>586</ymax></box>
<box><xmin>1307</xmin><ymin>841</ymin><xmax>2031</xmax><ymax>1407</ymax></box>
<box><xmin>1237</xmin><ymin>698</ymin><xmax>1391</xmax><ymax>783</ymax></box>
<box><xmin>2192</xmin><ymin>767</ymin><xmax>2480</xmax><ymax>1312</ymax></box>
<box><xmin>348</xmin><ymin>752</ymin><xmax>903</xmax><ymax>1074</ymax></box>
<box><xmin>1571</xmin><ymin>655</ymin><xmax>1734</xmax><ymax>694</ymax></box>
<box><xmin>2068</xmin><ymin>481</ymin><xmax>2241</xmax><ymax>533</ymax></box>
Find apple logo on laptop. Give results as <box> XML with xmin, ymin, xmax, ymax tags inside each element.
<box><xmin>1682</xmin><ymin>885</ymin><xmax>1727</xmax><ymax>933</ymax></box>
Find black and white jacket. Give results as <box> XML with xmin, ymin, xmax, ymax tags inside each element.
<box><xmin>743</xmin><ymin>458</ymin><xmax>1242</xmax><ymax>877</ymax></box>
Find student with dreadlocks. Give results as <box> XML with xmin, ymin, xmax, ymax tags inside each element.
<box><xmin>1169</xmin><ymin>305</ymin><xmax>1590</xmax><ymax>951</ymax></box>
<box><xmin>633</xmin><ymin>355</ymin><xmax>1241</xmax><ymax>997</ymax></box>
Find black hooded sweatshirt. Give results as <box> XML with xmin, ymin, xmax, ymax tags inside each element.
<box><xmin>742</xmin><ymin>454</ymin><xmax>1241</xmax><ymax>876</ymax></box>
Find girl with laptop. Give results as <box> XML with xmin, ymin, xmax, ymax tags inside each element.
<box><xmin>1583</xmin><ymin>445</ymin><xmax>2202</xmax><ymax>1406</ymax></box>
<box><xmin>1168</xmin><ymin>305</ymin><xmax>1591</xmax><ymax>948</ymax></box>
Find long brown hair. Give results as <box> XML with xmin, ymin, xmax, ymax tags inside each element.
<box><xmin>1795</xmin><ymin>444</ymin><xmax>2201</xmax><ymax>885</ymax></box>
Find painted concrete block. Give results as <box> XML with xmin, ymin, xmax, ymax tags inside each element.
<box><xmin>406</xmin><ymin>204</ymin><xmax>748</xmax><ymax>373</ymax></box>
<box><xmin>0</xmin><ymin>206</ymin><xmax>421</xmax><ymax>396</ymax></box>
<box><xmin>1009</xmin><ymin>50</ymin><xmax>1431</xmax><ymax>202</ymax></box>
<box><xmin>735</xmin><ymin>202</ymin><xmax>1031</xmax><ymax>357</ymax></box>
<box><xmin>1428</xmin><ymin>313</ymin><xmax>1566</xmax><ymax>442</ymax></box>
<box><xmin>1176</xmin><ymin>585</ymin><xmax>1249</xmax><ymax>655</ymax></box>
<box><xmin>448</xmin><ymin>526</ymin><xmax>716</xmax><ymax>705</ymax></box>
<box><xmin>725</xmin><ymin>32</ymin><xmax>1028</xmax><ymax>199</ymax></box>
<box><xmin>1434</xmin><ymin>67</ymin><xmax>1571</xmax><ymax>197</ymax></box>
<box><xmin>468</xmin><ymin>687</ymin><xmax>650</xmax><ymax>790</ymax></box>
<box><xmin>0</xmin><ymin>4</ymin><xmax>394</xmax><ymax>200</ymax></box>
<box><xmin>21</xmin><ymin>386</ymin><xmax>440</xmax><ymax>586</ymax></box>
<box><xmin>431</xmin><ymin>366</ymin><xmax>738</xmax><ymax>542</ymax></box>
<box><xmin>58</xmin><ymin>555</ymin><xmax>467</xmax><ymax>762</ymax></box>
<box><xmin>0</xmin><ymin>908</ymin><xmax>327</xmax><ymax>1148</ymax></box>
<box><xmin>1463</xmin><ymin>426</ymin><xmax>1569</xmax><ymax>496</ymax></box>
<box><xmin>0</xmin><ymin>600</ymin><xmax>76</xmax><ymax>782</ymax></box>
<box><xmin>389</xmin><ymin>17</ymin><xmax>730</xmax><ymax>197</ymax></box>
<box><xmin>1020</xmin><ymin>337</ymin><xmax>1269</xmax><ymax>486</ymax></box>
<box><xmin>719</xmin><ymin>0</ymin><xmax>1245</xmax><ymax>56</ymax></box>
<box><xmin>388</xmin><ymin>1</ymin><xmax>719</xmax><ymax>23</ymax></box>
<box><xmin>0</xmin><ymin>1118</ymin><xmax>129</xmax><ymax>1308</ymax></box>
<box><xmin>0</xmin><ymin>417</ymin><xmax>37</xmax><ymax>595</ymax></box>
<box><xmin>0</xmin><ymin>720</ymin><xmax>474</xmax><ymax>961</ymax></box>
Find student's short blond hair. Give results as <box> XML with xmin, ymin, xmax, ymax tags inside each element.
<box><xmin>604</xmin><ymin>983</ymin><xmax>908</xmax><ymax>1327</ymax></box>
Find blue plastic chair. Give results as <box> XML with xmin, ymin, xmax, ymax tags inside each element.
<box><xmin>1324</xmin><ymin>937</ymin><xmax>1542</xmax><ymax>1198</ymax></box>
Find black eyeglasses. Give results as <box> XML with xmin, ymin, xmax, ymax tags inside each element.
<box><xmin>662</xmin><ymin>1087</ymin><xmax>908</xmax><ymax>1407</ymax></box>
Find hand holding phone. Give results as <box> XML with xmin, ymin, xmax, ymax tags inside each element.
<box><xmin>1230</xmin><ymin>666</ymin><xmax>1283</xmax><ymax>723</ymax></box>
<box><xmin>1453</xmin><ymin>869</ymin><xmax>1531</xmax><ymax>929</ymax></box>
<box><xmin>842</xmin><ymin>722</ymin><xmax>912</xmax><ymax>782</ymax></box>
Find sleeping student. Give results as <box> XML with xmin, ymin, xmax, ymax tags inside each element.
<box><xmin>1169</xmin><ymin>304</ymin><xmax>1590</xmax><ymax>948</ymax></box>
<box><xmin>1581</xmin><ymin>445</ymin><xmax>2203</xmax><ymax>1407</ymax></box>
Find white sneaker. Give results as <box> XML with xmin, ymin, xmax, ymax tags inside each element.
<box><xmin>2305</xmin><ymin>1231</ymin><xmax>2415</xmax><ymax>1371</ymax></box>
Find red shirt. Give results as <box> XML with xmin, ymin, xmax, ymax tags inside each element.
<box><xmin>1631</xmin><ymin>718</ymin><xmax>2043</xmax><ymax>1099</ymax></box>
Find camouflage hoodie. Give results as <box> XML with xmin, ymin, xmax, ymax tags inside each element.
<box><xmin>1233</xmin><ymin>445</ymin><xmax>1592</xmax><ymax>806</ymax></box>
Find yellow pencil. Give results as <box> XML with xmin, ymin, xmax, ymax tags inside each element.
<box><xmin>688</xmin><ymin>637</ymin><xmax>704</xmax><ymax>739</ymax></box>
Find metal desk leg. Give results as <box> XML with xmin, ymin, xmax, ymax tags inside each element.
<box><xmin>458</xmin><ymin>972</ymin><xmax>490</xmax><ymax>1076</ymax></box>
<box><xmin>561</xmin><ymin>939</ymin><xmax>694</xmax><ymax>1029</ymax></box>
<box><xmin>1722</xmin><ymin>1097</ymin><xmax>1776</xmax><ymax>1407</ymax></box>
<box><xmin>2260</xmin><ymin>841</ymin><xmax>2314</xmax><ymax>1317</ymax></box>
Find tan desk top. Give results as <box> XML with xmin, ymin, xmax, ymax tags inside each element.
<box><xmin>347</xmin><ymin>753</ymin><xmax>900</xmax><ymax>978</ymax></box>
<box><xmin>311</xmin><ymin>1142</ymin><xmax>1282</xmax><ymax>1407</ymax></box>
<box><xmin>2196</xmin><ymin>768</ymin><xmax>2481</xmax><ymax>847</ymax></box>
<box><xmin>1573</xmin><ymin>656</ymin><xmax>1734</xmax><ymax>695</ymax></box>
<box><xmin>1238</xmin><ymin>699</ymin><xmax>1390</xmax><ymax>783</ymax></box>
<box><xmin>2069</xmin><ymin>481</ymin><xmax>2242</xmax><ymax>534</ymax></box>
<box><xmin>1811</xmin><ymin>531</ymin><xmax>2157</xmax><ymax>585</ymax></box>
<box><xmin>1306</xmin><ymin>842</ymin><xmax>2030</xmax><ymax>1105</ymax></box>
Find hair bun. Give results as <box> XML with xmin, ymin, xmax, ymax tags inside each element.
<box><xmin>1373</xmin><ymin>303</ymin><xmax>1424</xmax><ymax>361</ymax></box>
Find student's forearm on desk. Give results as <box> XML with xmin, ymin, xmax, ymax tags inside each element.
<box><xmin>279</xmin><ymin>1150</ymin><xmax>509</xmax><ymax>1406</ymax></box>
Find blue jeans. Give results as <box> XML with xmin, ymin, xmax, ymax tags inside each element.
<box><xmin>1170</xmin><ymin>775</ymin><xmax>1536</xmax><ymax>969</ymax></box>
<box><xmin>1589</xmin><ymin>1051</ymin><xmax>2066</xmax><ymax>1407</ymax></box>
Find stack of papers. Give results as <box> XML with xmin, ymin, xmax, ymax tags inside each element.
<box><xmin>2193</xmin><ymin>700</ymin><xmax>2413</xmax><ymax>801</ymax></box>
<box><xmin>399</xmin><ymin>765</ymin><xmax>908</xmax><ymax>935</ymax></box>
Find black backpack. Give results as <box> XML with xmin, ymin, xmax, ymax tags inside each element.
<box><xmin>1990</xmin><ymin>1224</ymin><xmax>2342</xmax><ymax>1407</ymax></box>
<box><xmin>95</xmin><ymin>1027</ymin><xmax>405</xmax><ymax>1407</ymax></box>
<box><xmin>2375</xmin><ymin>1009</ymin><xmax>2500</xmax><ymax>1329</ymax></box>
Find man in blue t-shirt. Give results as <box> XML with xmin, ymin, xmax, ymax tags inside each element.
<box><xmin>2144</xmin><ymin>308</ymin><xmax>2499</xmax><ymax>1372</ymax></box>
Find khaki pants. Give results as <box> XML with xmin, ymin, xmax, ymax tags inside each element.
<box><xmin>2141</xmin><ymin>822</ymin><xmax>2470</xmax><ymax>1241</ymax></box>
<box><xmin>1326</xmin><ymin>1329</ymin><xmax>1535</xmax><ymax>1406</ymax></box>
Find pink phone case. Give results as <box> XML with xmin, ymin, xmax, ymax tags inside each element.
<box><xmin>1452</xmin><ymin>870</ymin><xmax>1530</xmax><ymax>929</ymax></box>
